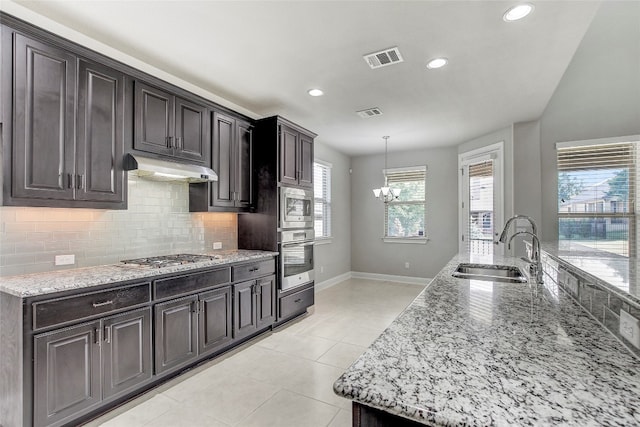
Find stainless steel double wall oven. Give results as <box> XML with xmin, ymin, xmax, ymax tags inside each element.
<box><xmin>279</xmin><ymin>186</ymin><xmax>314</xmax><ymax>291</ymax></box>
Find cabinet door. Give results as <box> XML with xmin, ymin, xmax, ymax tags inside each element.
<box><xmin>34</xmin><ymin>321</ymin><xmax>101</xmax><ymax>427</ymax></box>
<box><xmin>76</xmin><ymin>59</ymin><xmax>125</xmax><ymax>204</ymax></box>
<box><xmin>13</xmin><ymin>33</ymin><xmax>76</xmax><ymax>201</ymax></box>
<box><xmin>279</xmin><ymin>124</ymin><xmax>299</xmax><ymax>186</ymax></box>
<box><xmin>175</xmin><ymin>97</ymin><xmax>207</xmax><ymax>163</ymax></box>
<box><xmin>134</xmin><ymin>81</ymin><xmax>174</xmax><ymax>156</ymax></box>
<box><xmin>198</xmin><ymin>286</ymin><xmax>233</xmax><ymax>356</ymax></box>
<box><xmin>211</xmin><ymin>112</ymin><xmax>235</xmax><ymax>208</ymax></box>
<box><xmin>233</xmin><ymin>280</ymin><xmax>257</xmax><ymax>339</ymax></box>
<box><xmin>256</xmin><ymin>275</ymin><xmax>276</xmax><ymax>329</ymax></box>
<box><xmin>298</xmin><ymin>133</ymin><xmax>314</xmax><ymax>188</ymax></box>
<box><xmin>102</xmin><ymin>308</ymin><xmax>152</xmax><ymax>399</ymax></box>
<box><xmin>154</xmin><ymin>296</ymin><xmax>198</xmax><ymax>374</ymax></box>
<box><xmin>235</xmin><ymin>120</ymin><xmax>253</xmax><ymax>208</ymax></box>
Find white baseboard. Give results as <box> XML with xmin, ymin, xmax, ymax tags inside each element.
<box><xmin>315</xmin><ymin>272</ymin><xmax>352</xmax><ymax>292</ymax></box>
<box><xmin>351</xmin><ymin>271</ymin><xmax>431</xmax><ymax>286</ymax></box>
<box><xmin>314</xmin><ymin>271</ymin><xmax>431</xmax><ymax>291</ymax></box>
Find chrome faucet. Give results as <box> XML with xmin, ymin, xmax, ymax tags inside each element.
<box><xmin>497</xmin><ymin>215</ymin><xmax>543</xmax><ymax>284</ymax></box>
<box><xmin>507</xmin><ymin>231</ymin><xmax>544</xmax><ymax>284</ymax></box>
<box><xmin>497</xmin><ymin>214</ymin><xmax>537</xmax><ymax>244</ymax></box>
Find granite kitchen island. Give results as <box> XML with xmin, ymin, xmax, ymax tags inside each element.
<box><xmin>333</xmin><ymin>253</ymin><xmax>640</xmax><ymax>426</ymax></box>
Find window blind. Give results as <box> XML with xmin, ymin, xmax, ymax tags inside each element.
<box><xmin>314</xmin><ymin>161</ymin><xmax>331</xmax><ymax>238</ymax></box>
<box><xmin>384</xmin><ymin>166</ymin><xmax>426</xmax><ymax>238</ymax></box>
<box><xmin>557</xmin><ymin>141</ymin><xmax>637</xmax><ymax>257</ymax></box>
<box><xmin>467</xmin><ymin>160</ymin><xmax>494</xmax><ymax>255</ymax></box>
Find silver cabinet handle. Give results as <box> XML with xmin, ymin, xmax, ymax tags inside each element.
<box><xmin>92</xmin><ymin>300</ymin><xmax>114</xmax><ymax>308</ymax></box>
<box><xmin>104</xmin><ymin>326</ymin><xmax>111</xmax><ymax>344</ymax></box>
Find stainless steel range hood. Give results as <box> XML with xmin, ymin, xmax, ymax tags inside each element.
<box><xmin>124</xmin><ymin>154</ymin><xmax>218</xmax><ymax>183</ymax></box>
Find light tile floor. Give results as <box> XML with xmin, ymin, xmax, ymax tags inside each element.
<box><xmin>84</xmin><ymin>279</ymin><xmax>424</xmax><ymax>427</ymax></box>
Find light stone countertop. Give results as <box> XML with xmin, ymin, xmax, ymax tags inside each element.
<box><xmin>333</xmin><ymin>253</ymin><xmax>640</xmax><ymax>426</ymax></box>
<box><xmin>0</xmin><ymin>250</ymin><xmax>278</xmax><ymax>298</ymax></box>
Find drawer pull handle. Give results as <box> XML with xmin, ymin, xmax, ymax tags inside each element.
<box><xmin>92</xmin><ymin>300</ymin><xmax>114</xmax><ymax>308</ymax></box>
<box><xmin>294</xmin><ymin>298</ymin><xmax>302</xmax><ymax>303</ymax></box>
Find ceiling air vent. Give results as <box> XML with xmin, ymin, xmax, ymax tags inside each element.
<box><xmin>363</xmin><ymin>47</ymin><xmax>404</xmax><ymax>69</ymax></box>
<box><xmin>356</xmin><ymin>108</ymin><xmax>383</xmax><ymax>119</ymax></box>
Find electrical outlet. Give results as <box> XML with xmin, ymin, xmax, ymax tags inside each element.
<box><xmin>55</xmin><ymin>254</ymin><xmax>75</xmax><ymax>266</ymax></box>
<box><xmin>405</xmin><ymin>262</ymin><xmax>410</xmax><ymax>269</ymax></box>
<box><xmin>213</xmin><ymin>242</ymin><xmax>222</xmax><ymax>250</ymax></box>
<box><xmin>320</xmin><ymin>266</ymin><xmax>324</xmax><ymax>273</ymax></box>
<box><xmin>620</xmin><ymin>309</ymin><xmax>640</xmax><ymax>348</ymax></box>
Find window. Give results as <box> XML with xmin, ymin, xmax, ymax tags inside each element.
<box><xmin>557</xmin><ymin>139</ymin><xmax>638</xmax><ymax>257</ymax></box>
<box><xmin>314</xmin><ymin>161</ymin><xmax>331</xmax><ymax>239</ymax></box>
<box><xmin>384</xmin><ymin>166</ymin><xmax>427</xmax><ymax>239</ymax></box>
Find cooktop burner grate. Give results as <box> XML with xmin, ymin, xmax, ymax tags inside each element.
<box><xmin>120</xmin><ymin>254</ymin><xmax>220</xmax><ymax>268</ymax></box>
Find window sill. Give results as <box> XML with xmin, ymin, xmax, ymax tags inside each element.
<box><xmin>382</xmin><ymin>237</ymin><xmax>429</xmax><ymax>244</ymax></box>
<box><xmin>314</xmin><ymin>237</ymin><xmax>333</xmax><ymax>245</ymax></box>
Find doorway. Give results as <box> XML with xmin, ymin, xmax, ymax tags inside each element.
<box><xmin>459</xmin><ymin>142</ymin><xmax>504</xmax><ymax>256</ymax></box>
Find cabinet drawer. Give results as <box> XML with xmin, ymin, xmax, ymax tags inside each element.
<box><xmin>233</xmin><ymin>259</ymin><xmax>276</xmax><ymax>282</ymax></box>
<box><xmin>154</xmin><ymin>267</ymin><xmax>231</xmax><ymax>300</ymax></box>
<box><xmin>33</xmin><ymin>283</ymin><xmax>151</xmax><ymax>330</ymax></box>
<box><xmin>279</xmin><ymin>286</ymin><xmax>314</xmax><ymax>320</ymax></box>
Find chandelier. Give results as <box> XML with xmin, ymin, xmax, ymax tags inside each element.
<box><xmin>372</xmin><ymin>136</ymin><xmax>401</xmax><ymax>202</ymax></box>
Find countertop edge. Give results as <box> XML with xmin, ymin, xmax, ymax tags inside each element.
<box><xmin>0</xmin><ymin>250</ymin><xmax>278</xmax><ymax>298</ymax></box>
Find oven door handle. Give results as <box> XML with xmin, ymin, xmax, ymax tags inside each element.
<box><xmin>282</xmin><ymin>241</ymin><xmax>315</xmax><ymax>248</ymax></box>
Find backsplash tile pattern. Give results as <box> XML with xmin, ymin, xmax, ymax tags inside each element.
<box><xmin>542</xmin><ymin>252</ymin><xmax>640</xmax><ymax>359</ymax></box>
<box><xmin>0</xmin><ymin>173</ymin><xmax>237</xmax><ymax>276</ymax></box>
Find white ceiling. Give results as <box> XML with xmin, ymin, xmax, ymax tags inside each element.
<box><xmin>8</xmin><ymin>0</ymin><xmax>602</xmax><ymax>156</ymax></box>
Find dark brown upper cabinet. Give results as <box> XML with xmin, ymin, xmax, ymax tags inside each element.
<box><xmin>134</xmin><ymin>80</ymin><xmax>208</xmax><ymax>164</ymax></box>
<box><xmin>280</xmin><ymin>123</ymin><xmax>314</xmax><ymax>188</ymax></box>
<box><xmin>77</xmin><ymin>59</ymin><xmax>126</xmax><ymax>204</ymax></box>
<box><xmin>189</xmin><ymin>112</ymin><xmax>252</xmax><ymax>212</ymax></box>
<box><xmin>8</xmin><ymin>32</ymin><xmax>126</xmax><ymax>209</ymax></box>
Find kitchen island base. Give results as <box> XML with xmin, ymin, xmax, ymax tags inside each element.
<box><xmin>353</xmin><ymin>402</ymin><xmax>427</xmax><ymax>427</ymax></box>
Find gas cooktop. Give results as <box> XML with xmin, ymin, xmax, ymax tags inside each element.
<box><xmin>120</xmin><ymin>254</ymin><xmax>221</xmax><ymax>268</ymax></box>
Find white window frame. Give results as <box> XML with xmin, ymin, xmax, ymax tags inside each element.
<box><xmin>383</xmin><ymin>166</ymin><xmax>428</xmax><ymax>244</ymax></box>
<box><xmin>314</xmin><ymin>160</ymin><xmax>332</xmax><ymax>242</ymax></box>
<box><xmin>555</xmin><ymin>134</ymin><xmax>640</xmax><ymax>258</ymax></box>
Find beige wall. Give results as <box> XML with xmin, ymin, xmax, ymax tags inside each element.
<box><xmin>0</xmin><ymin>174</ymin><xmax>237</xmax><ymax>276</ymax></box>
<box><xmin>313</xmin><ymin>142</ymin><xmax>351</xmax><ymax>283</ymax></box>
<box><xmin>540</xmin><ymin>1</ymin><xmax>640</xmax><ymax>240</ymax></box>
<box><xmin>350</xmin><ymin>146</ymin><xmax>458</xmax><ymax>279</ymax></box>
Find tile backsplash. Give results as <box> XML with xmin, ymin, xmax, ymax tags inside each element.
<box><xmin>542</xmin><ymin>252</ymin><xmax>640</xmax><ymax>359</ymax></box>
<box><xmin>0</xmin><ymin>173</ymin><xmax>237</xmax><ymax>276</ymax></box>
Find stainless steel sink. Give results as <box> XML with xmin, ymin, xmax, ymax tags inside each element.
<box><xmin>452</xmin><ymin>263</ymin><xmax>528</xmax><ymax>283</ymax></box>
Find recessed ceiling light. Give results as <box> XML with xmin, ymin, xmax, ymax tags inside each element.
<box><xmin>503</xmin><ymin>4</ymin><xmax>534</xmax><ymax>22</ymax></box>
<box><xmin>308</xmin><ymin>88</ymin><xmax>324</xmax><ymax>97</ymax></box>
<box><xmin>426</xmin><ymin>58</ymin><xmax>448</xmax><ymax>69</ymax></box>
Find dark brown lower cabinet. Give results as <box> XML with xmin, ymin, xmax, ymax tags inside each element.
<box><xmin>154</xmin><ymin>295</ymin><xmax>199</xmax><ymax>374</ymax></box>
<box><xmin>198</xmin><ymin>286</ymin><xmax>233</xmax><ymax>356</ymax></box>
<box><xmin>256</xmin><ymin>275</ymin><xmax>276</xmax><ymax>329</ymax></box>
<box><xmin>33</xmin><ymin>307</ymin><xmax>152</xmax><ymax>427</ymax></box>
<box><xmin>102</xmin><ymin>308</ymin><xmax>152</xmax><ymax>398</ymax></box>
<box><xmin>234</xmin><ymin>280</ymin><xmax>257</xmax><ymax>339</ymax></box>
<box><xmin>155</xmin><ymin>286</ymin><xmax>234</xmax><ymax>374</ymax></box>
<box><xmin>21</xmin><ymin>259</ymin><xmax>276</xmax><ymax>427</ymax></box>
<box><xmin>34</xmin><ymin>321</ymin><xmax>101</xmax><ymax>427</ymax></box>
<box><xmin>234</xmin><ymin>275</ymin><xmax>276</xmax><ymax>340</ymax></box>
<box><xmin>352</xmin><ymin>402</ymin><xmax>426</xmax><ymax>427</ymax></box>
